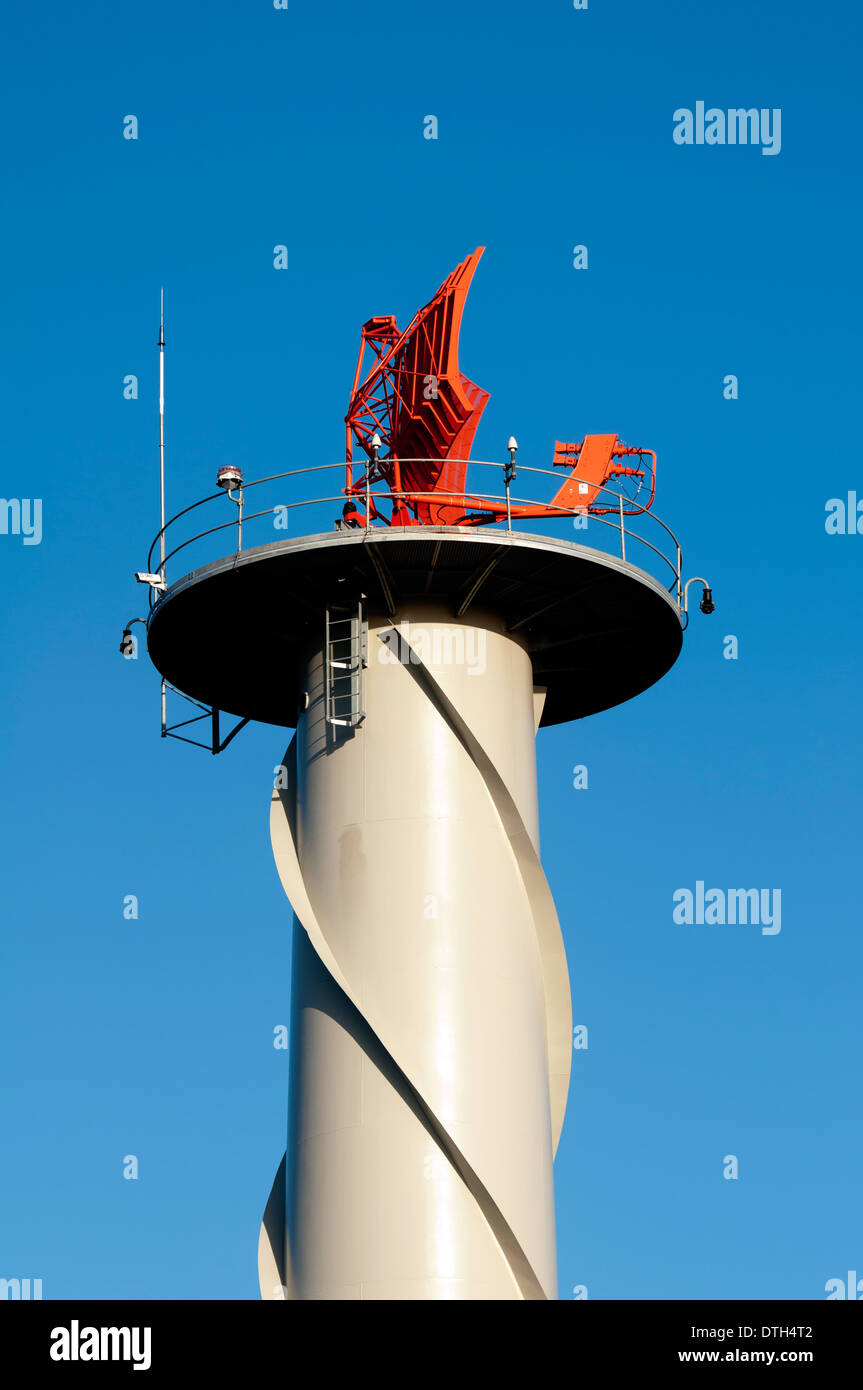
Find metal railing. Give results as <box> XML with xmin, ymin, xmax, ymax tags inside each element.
<box><xmin>144</xmin><ymin>459</ymin><xmax>684</xmax><ymax>610</ymax></box>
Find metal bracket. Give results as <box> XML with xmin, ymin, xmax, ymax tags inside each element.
<box><xmin>160</xmin><ymin>680</ymin><xmax>251</xmax><ymax>754</ymax></box>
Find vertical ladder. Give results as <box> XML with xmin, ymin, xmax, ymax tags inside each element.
<box><xmin>324</xmin><ymin>600</ymin><xmax>367</xmax><ymax>727</ymax></box>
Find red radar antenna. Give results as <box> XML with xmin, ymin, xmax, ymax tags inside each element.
<box><xmin>344</xmin><ymin>247</ymin><xmax>489</xmax><ymax>526</ymax></box>
<box><xmin>342</xmin><ymin>248</ymin><xmax>657</xmax><ymax>529</ymax></box>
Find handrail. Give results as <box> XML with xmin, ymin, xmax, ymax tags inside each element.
<box><xmin>144</xmin><ymin>458</ymin><xmax>684</xmax><ymax>612</ymax></box>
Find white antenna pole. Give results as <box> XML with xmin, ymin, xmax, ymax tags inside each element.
<box><xmin>159</xmin><ymin>288</ymin><xmax>166</xmax><ymax>583</ymax></box>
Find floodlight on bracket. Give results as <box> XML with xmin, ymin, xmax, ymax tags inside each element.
<box><xmin>682</xmin><ymin>575</ymin><xmax>715</xmax><ymax>626</ymax></box>
<box><xmin>120</xmin><ymin>616</ymin><xmax>147</xmax><ymax>656</ymax></box>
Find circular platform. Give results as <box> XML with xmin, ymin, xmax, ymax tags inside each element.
<box><xmin>146</xmin><ymin>528</ymin><xmax>683</xmax><ymax>728</ymax></box>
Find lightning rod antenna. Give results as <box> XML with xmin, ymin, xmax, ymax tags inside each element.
<box><xmin>159</xmin><ymin>288</ymin><xmax>166</xmax><ymax>584</ymax></box>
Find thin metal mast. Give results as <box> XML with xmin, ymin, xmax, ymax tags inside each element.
<box><xmin>159</xmin><ymin>288</ymin><xmax>166</xmax><ymax>583</ymax></box>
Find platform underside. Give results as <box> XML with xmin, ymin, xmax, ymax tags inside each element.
<box><xmin>146</xmin><ymin>528</ymin><xmax>683</xmax><ymax>728</ymax></box>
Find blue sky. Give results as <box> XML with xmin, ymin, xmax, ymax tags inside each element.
<box><xmin>1</xmin><ymin>0</ymin><xmax>861</xmax><ymax>1299</ymax></box>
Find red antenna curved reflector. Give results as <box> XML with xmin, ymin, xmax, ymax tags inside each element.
<box><xmin>345</xmin><ymin>247</ymin><xmax>489</xmax><ymax>525</ymax></box>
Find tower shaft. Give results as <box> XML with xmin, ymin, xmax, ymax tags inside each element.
<box><xmin>262</xmin><ymin>604</ymin><xmax>572</xmax><ymax>1299</ymax></box>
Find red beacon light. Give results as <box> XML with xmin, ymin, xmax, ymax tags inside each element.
<box><xmin>217</xmin><ymin>466</ymin><xmax>243</xmax><ymax>491</ymax></box>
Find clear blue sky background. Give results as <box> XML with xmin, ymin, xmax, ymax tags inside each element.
<box><xmin>2</xmin><ymin>0</ymin><xmax>861</xmax><ymax>1300</ymax></box>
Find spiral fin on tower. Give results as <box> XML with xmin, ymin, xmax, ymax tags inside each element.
<box><xmin>258</xmin><ymin>1154</ymin><xmax>288</xmax><ymax>1301</ymax></box>
<box><xmin>260</xmin><ymin>635</ymin><xmax>572</xmax><ymax>1300</ymax></box>
<box><xmin>385</xmin><ymin>629</ymin><xmax>572</xmax><ymax>1150</ymax></box>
